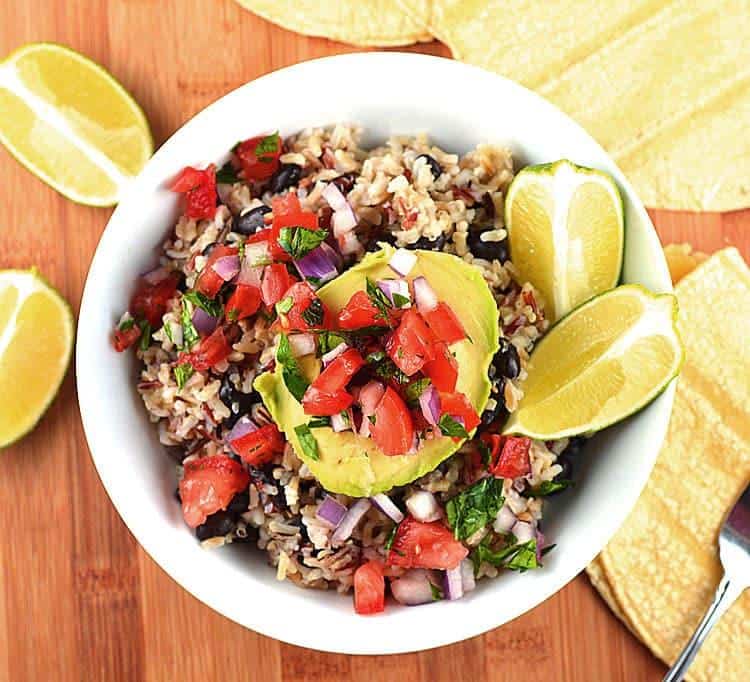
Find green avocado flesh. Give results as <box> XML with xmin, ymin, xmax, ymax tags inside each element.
<box><xmin>254</xmin><ymin>245</ymin><xmax>499</xmax><ymax>497</ymax></box>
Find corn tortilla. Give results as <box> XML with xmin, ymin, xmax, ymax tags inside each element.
<box><xmin>426</xmin><ymin>0</ymin><xmax>750</xmax><ymax>211</ymax></box>
<box><xmin>234</xmin><ymin>0</ymin><xmax>431</xmax><ymax>46</ymax></box>
<box><xmin>589</xmin><ymin>248</ymin><xmax>750</xmax><ymax>681</ymax></box>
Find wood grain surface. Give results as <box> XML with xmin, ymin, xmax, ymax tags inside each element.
<box><xmin>0</xmin><ymin>2</ymin><xmax>747</xmax><ymax>680</ymax></box>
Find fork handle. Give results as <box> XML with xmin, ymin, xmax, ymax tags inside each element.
<box><xmin>663</xmin><ymin>574</ymin><xmax>744</xmax><ymax>682</ymax></box>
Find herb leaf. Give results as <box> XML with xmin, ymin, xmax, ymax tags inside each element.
<box><xmin>301</xmin><ymin>298</ymin><xmax>324</xmax><ymax>327</ymax></box>
<box><xmin>439</xmin><ymin>414</ymin><xmax>469</xmax><ymax>439</ymax></box>
<box><xmin>255</xmin><ymin>131</ymin><xmax>280</xmax><ymax>161</ymax></box>
<box><xmin>365</xmin><ymin>277</ymin><xmax>393</xmax><ymax>322</ymax></box>
<box><xmin>216</xmin><ymin>160</ymin><xmax>239</xmax><ymax>184</ymax></box>
<box><xmin>446</xmin><ymin>477</ymin><xmax>505</xmax><ymax>541</ymax></box>
<box><xmin>307</xmin><ymin>416</ymin><xmax>331</xmax><ymax>429</ymax></box>
<box><xmin>295</xmin><ymin>423</ymin><xmax>319</xmax><ymax>461</ymax></box>
<box><xmin>277</xmin><ymin>333</ymin><xmax>309</xmax><ymax>401</ymax></box>
<box><xmin>278</xmin><ymin>227</ymin><xmax>328</xmax><ymax>259</ymax></box>
<box><xmin>183</xmin><ymin>290</ymin><xmax>223</xmax><ymax>319</ymax></box>
<box><xmin>118</xmin><ymin>317</ymin><xmax>136</xmax><ymax>331</ymax></box>
<box><xmin>471</xmin><ymin>538</ymin><xmax>540</xmax><ymax>574</ymax></box>
<box><xmin>138</xmin><ymin>320</ymin><xmax>152</xmax><ymax>351</ymax></box>
<box><xmin>524</xmin><ymin>479</ymin><xmax>574</xmax><ymax>497</ymax></box>
<box><xmin>275</xmin><ymin>296</ymin><xmax>293</xmax><ymax>315</ymax></box>
<box><xmin>405</xmin><ymin>378</ymin><xmax>431</xmax><ymax>407</ymax></box>
<box><xmin>430</xmin><ymin>583</ymin><xmax>443</xmax><ymax>601</ymax></box>
<box><xmin>174</xmin><ymin>363</ymin><xmax>194</xmax><ymax>390</ymax></box>
<box><xmin>392</xmin><ymin>292</ymin><xmax>411</xmax><ymax>308</ymax></box>
<box><xmin>318</xmin><ymin>331</ymin><xmax>346</xmax><ymax>356</ymax></box>
<box><xmin>478</xmin><ymin>441</ymin><xmax>492</xmax><ymax>467</ymax></box>
<box><xmin>180</xmin><ymin>299</ymin><xmax>200</xmax><ymax>350</ymax></box>
<box><xmin>384</xmin><ymin>523</ymin><xmax>399</xmax><ymax>551</ymax></box>
<box><xmin>373</xmin><ymin>358</ymin><xmax>409</xmax><ymax>385</ymax></box>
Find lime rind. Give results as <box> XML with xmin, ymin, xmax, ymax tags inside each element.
<box><xmin>0</xmin><ymin>42</ymin><xmax>153</xmax><ymax>206</ymax></box>
<box><xmin>0</xmin><ymin>269</ymin><xmax>75</xmax><ymax>448</ymax></box>
<box><xmin>503</xmin><ymin>284</ymin><xmax>683</xmax><ymax>440</ymax></box>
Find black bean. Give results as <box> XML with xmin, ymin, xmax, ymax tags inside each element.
<box><xmin>408</xmin><ymin>233</ymin><xmax>446</xmax><ymax>251</ymax></box>
<box><xmin>195</xmin><ymin>510</ymin><xmax>235</xmax><ymax>541</ymax></box>
<box><xmin>467</xmin><ymin>227</ymin><xmax>509</xmax><ymax>262</ymax></box>
<box><xmin>481</xmin><ymin>378</ymin><xmax>508</xmax><ymax>427</ymax></box>
<box><xmin>555</xmin><ymin>454</ymin><xmax>573</xmax><ymax>481</ymax></box>
<box><xmin>493</xmin><ymin>338</ymin><xmax>520</xmax><ymax>380</ymax></box>
<box><xmin>366</xmin><ymin>228</ymin><xmax>397</xmax><ymax>252</ymax></box>
<box><xmin>233</xmin><ymin>525</ymin><xmax>259</xmax><ymax>544</ymax></box>
<box><xmin>287</xmin><ymin>517</ymin><xmax>311</xmax><ymax>545</ymax></box>
<box><xmin>227</xmin><ymin>490</ymin><xmax>250</xmax><ymax>517</ymax></box>
<box><xmin>415</xmin><ymin>154</ymin><xmax>442</xmax><ymax>179</ymax></box>
<box><xmin>331</xmin><ymin>172</ymin><xmax>358</xmax><ymax>195</ymax></box>
<box><xmin>219</xmin><ymin>375</ymin><xmax>259</xmax><ymax>431</ymax></box>
<box><xmin>268</xmin><ymin>164</ymin><xmax>302</xmax><ymax>194</ymax></box>
<box><xmin>164</xmin><ymin>445</ymin><xmax>187</xmax><ymax>463</ymax></box>
<box><xmin>481</xmin><ymin>192</ymin><xmax>495</xmax><ymax>220</ymax></box>
<box><xmin>565</xmin><ymin>436</ymin><xmax>587</xmax><ymax>457</ymax></box>
<box><xmin>233</xmin><ymin>205</ymin><xmax>270</xmax><ymax>235</ymax></box>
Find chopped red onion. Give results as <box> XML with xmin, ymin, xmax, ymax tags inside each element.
<box><xmin>331</xmin><ymin>498</ymin><xmax>371</xmax><ymax>545</ymax></box>
<box><xmin>294</xmin><ymin>245</ymin><xmax>338</xmax><ymax>286</ymax></box>
<box><xmin>493</xmin><ymin>504</ymin><xmax>517</xmax><ymax>533</ymax></box>
<box><xmin>142</xmin><ymin>265</ymin><xmax>170</xmax><ymax>285</ymax></box>
<box><xmin>316</xmin><ymin>495</ymin><xmax>347</xmax><ymax>528</ymax></box>
<box><xmin>418</xmin><ymin>385</ymin><xmax>441</xmax><ymax>426</ymax></box>
<box><xmin>359</xmin><ymin>415</ymin><xmax>371</xmax><ymax>437</ymax></box>
<box><xmin>332</xmin><ymin>205</ymin><xmax>358</xmax><ymax>236</ymax></box>
<box><xmin>413</xmin><ymin>276</ymin><xmax>438</xmax><ymax>313</ymax></box>
<box><xmin>388</xmin><ymin>248</ymin><xmax>417</xmax><ymax>277</ymax></box>
<box><xmin>244</xmin><ymin>240</ymin><xmax>271</xmax><ymax>267</ymax></box>
<box><xmin>211</xmin><ymin>254</ymin><xmax>240</xmax><ymax>281</ymax></box>
<box><xmin>390</xmin><ymin>569</ymin><xmax>437</xmax><ymax>606</ymax></box>
<box><xmin>237</xmin><ymin>257</ymin><xmax>263</xmax><ymax>287</ymax></box>
<box><xmin>288</xmin><ymin>333</ymin><xmax>316</xmax><ymax>357</ymax></box>
<box><xmin>444</xmin><ymin>565</ymin><xmax>464</xmax><ymax>600</ymax></box>
<box><xmin>331</xmin><ymin>409</ymin><xmax>353</xmax><ymax>433</ymax></box>
<box><xmin>406</xmin><ymin>490</ymin><xmax>442</xmax><ymax>522</ymax></box>
<box><xmin>192</xmin><ymin>307</ymin><xmax>218</xmax><ymax>336</ymax></box>
<box><xmin>407</xmin><ymin>432</ymin><xmax>420</xmax><ymax>454</ymax></box>
<box><xmin>319</xmin><ymin>241</ymin><xmax>343</xmax><ymax>270</ymax></box>
<box><xmin>321</xmin><ymin>341</ymin><xmax>349</xmax><ymax>367</ymax></box>
<box><xmin>322</xmin><ymin>181</ymin><xmax>348</xmax><ymax>212</ymax></box>
<box><xmin>512</xmin><ymin>520</ymin><xmax>535</xmax><ymax>544</ymax></box>
<box><xmin>358</xmin><ymin>381</ymin><xmax>385</xmax><ymax>416</ymax></box>
<box><xmin>370</xmin><ymin>493</ymin><xmax>404</xmax><ymax>523</ymax></box>
<box><xmin>535</xmin><ymin>528</ymin><xmax>546</xmax><ymax>564</ymax></box>
<box><xmin>377</xmin><ymin>278</ymin><xmax>411</xmax><ymax>308</ymax></box>
<box><xmin>460</xmin><ymin>559</ymin><xmax>476</xmax><ymax>593</ymax></box>
<box><xmin>225</xmin><ymin>415</ymin><xmax>257</xmax><ymax>444</ymax></box>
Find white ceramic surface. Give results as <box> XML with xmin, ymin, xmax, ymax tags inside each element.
<box><xmin>77</xmin><ymin>52</ymin><xmax>675</xmax><ymax>655</ymax></box>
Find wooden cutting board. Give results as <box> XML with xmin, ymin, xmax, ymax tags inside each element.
<box><xmin>0</xmin><ymin>1</ymin><xmax>747</xmax><ymax>680</ymax></box>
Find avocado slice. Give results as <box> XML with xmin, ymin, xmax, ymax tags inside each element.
<box><xmin>254</xmin><ymin>245</ymin><xmax>499</xmax><ymax>496</ymax></box>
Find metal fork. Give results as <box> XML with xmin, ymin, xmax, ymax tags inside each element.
<box><xmin>663</xmin><ymin>481</ymin><xmax>750</xmax><ymax>681</ymax></box>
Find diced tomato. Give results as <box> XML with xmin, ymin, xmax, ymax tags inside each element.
<box><xmin>261</xmin><ymin>263</ymin><xmax>297</xmax><ymax>308</ymax></box>
<box><xmin>178</xmin><ymin>455</ymin><xmax>250</xmax><ymax>528</ymax></box>
<box><xmin>229</xmin><ymin>423</ymin><xmax>284</xmax><ymax>466</ymax></box>
<box><xmin>422</xmin><ymin>302</ymin><xmax>466</xmax><ymax>345</ymax></box>
<box><xmin>181</xmin><ymin>326</ymin><xmax>233</xmax><ymax>371</ymax></box>
<box><xmin>170</xmin><ymin>165</ymin><xmax>217</xmax><ymax>220</ymax></box>
<box><xmin>112</xmin><ymin>323</ymin><xmax>141</xmax><ymax>352</ymax></box>
<box><xmin>311</xmin><ymin>348</ymin><xmax>365</xmax><ymax>394</ymax></box>
<box><xmin>226</xmin><ymin>284</ymin><xmax>261</xmax><ymax>321</ymax></box>
<box><xmin>269</xmin><ymin>194</ymin><xmax>319</xmax><ymax>261</ymax></box>
<box><xmin>489</xmin><ymin>435</ymin><xmax>531</xmax><ymax>479</ymax></box>
<box><xmin>302</xmin><ymin>386</ymin><xmax>354</xmax><ymax>416</ymax></box>
<box><xmin>129</xmin><ymin>273</ymin><xmax>180</xmax><ymax>327</ymax></box>
<box><xmin>354</xmin><ymin>561</ymin><xmax>385</xmax><ymax>615</ymax></box>
<box><xmin>370</xmin><ymin>386</ymin><xmax>414</xmax><ymax>456</ymax></box>
<box><xmin>196</xmin><ymin>245</ymin><xmax>239</xmax><ymax>298</ymax></box>
<box><xmin>338</xmin><ymin>290</ymin><xmax>389</xmax><ymax>329</ymax></box>
<box><xmin>440</xmin><ymin>391</ymin><xmax>481</xmax><ymax>434</ymax></box>
<box><xmin>386</xmin><ymin>308</ymin><xmax>436</xmax><ymax>376</ymax></box>
<box><xmin>279</xmin><ymin>282</ymin><xmax>332</xmax><ymax>331</ymax></box>
<box><xmin>387</xmin><ymin>517</ymin><xmax>468</xmax><ymax>570</ymax></box>
<box><xmin>423</xmin><ymin>342</ymin><xmax>458</xmax><ymax>392</ymax></box>
<box><xmin>235</xmin><ymin>132</ymin><xmax>282</xmax><ymax>181</ymax></box>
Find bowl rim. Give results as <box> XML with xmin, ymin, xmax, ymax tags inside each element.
<box><xmin>76</xmin><ymin>51</ymin><xmax>675</xmax><ymax>654</ymax></box>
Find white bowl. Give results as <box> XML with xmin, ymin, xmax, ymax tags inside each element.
<box><xmin>77</xmin><ymin>52</ymin><xmax>674</xmax><ymax>654</ymax></box>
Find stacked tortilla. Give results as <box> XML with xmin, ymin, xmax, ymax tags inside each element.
<box><xmin>588</xmin><ymin>246</ymin><xmax>750</xmax><ymax>682</ymax></box>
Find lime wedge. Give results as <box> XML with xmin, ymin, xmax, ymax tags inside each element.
<box><xmin>503</xmin><ymin>285</ymin><xmax>682</xmax><ymax>440</ymax></box>
<box><xmin>0</xmin><ymin>270</ymin><xmax>75</xmax><ymax>448</ymax></box>
<box><xmin>0</xmin><ymin>42</ymin><xmax>152</xmax><ymax>206</ymax></box>
<box><xmin>505</xmin><ymin>159</ymin><xmax>624</xmax><ymax>321</ymax></box>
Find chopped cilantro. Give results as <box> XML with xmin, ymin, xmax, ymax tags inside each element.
<box><xmin>365</xmin><ymin>350</ymin><xmax>386</xmax><ymax>364</ymax></box>
<box><xmin>430</xmin><ymin>583</ymin><xmax>443</xmax><ymax>601</ymax></box>
<box><xmin>405</xmin><ymin>378</ymin><xmax>431</xmax><ymax>407</ymax></box>
<box><xmin>294</xmin><ymin>423</ymin><xmax>319</xmax><ymax>461</ymax></box>
<box><xmin>541</xmin><ymin>544</ymin><xmax>556</xmax><ymax>557</ymax></box>
<box><xmin>471</xmin><ymin>537</ymin><xmax>540</xmax><ymax>573</ymax></box>
<box><xmin>365</xmin><ymin>277</ymin><xmax>393</xmax><ymax>322</ymax></box>
<box><xmin>384</xmin><ymin>523</ymin><xmax>399</xmax><ymax>551</ymax></box>
<box><xmin>373</xmin><ymin>358</ymin><xmax>409</xmax><ymax>384</ymax></box>
<box><xmin>173</xmin><ymin>363</ymin><xmax>194</xmax><ymax>390</ymax></box>
<box><xmin>118</xmin><ymin>317</ymin><xmax>136</xmax><ymax>331</ymax></box>
<box><xmin>277</xmin><ymin>333</ymin><xmax>309</xmax><ymax>401</ymax></box>
<box><xmin>255</xmin><ymin>131</ymin><xmax>280</xmax><ymax>161</ymax></box>
<box><xmin>163</xmin><ymin>320</ymin><xmax>174</xmax><ymax>343</ymax></box>
<box><xmin>524</xmin><ymin>479</ymin><xmax>574</xmax><ymax>497</ymax></box>
<box><xmin>301</xmin><ymin>298</ymin><xmax>324</xmax><ymax>327</ymax></box>
<box><xmin>317</xmin><ymin>331</ymin><xmax>346</xmax><ymax>355</ymax></box>
<box><xmin>275</xmin><ymin>296</ymin><xmax>294</xmax><ymax>315</ymax></box>
<box><xmin>278</xmin><ymin>227</ymin><xmax>328</xmax><ymax>259</ymax></box>
<box><xmin>237</xmin><ymin>240</ymin><xmax>245</xmax><ymax>261</ymax></box>
<box><xmin>216</xmin><ymin>160</ymin><xmax>239</xmax><ymax>184</ymax></box>
<box><xmin>438</xmin><ymin>414</ymin><xmax>469</xmax><ymax>439</ymax></box>
<box><xmin>138</xmin><ymin>320</ymin><xmax>152</xmax><ymax>351</ymax></box>
<box><xmin>180</xmin><ymin>299</ymin><xmax>200</xmax><ymax>350</ymax></box>
<box><xmin>446</xmin><ymin>477</ymin><xmax>505</xmax><ymax>541</ymax></box>
<box><xmin>392</xmin><ymin>292</ymin><xmax>411</xmax><ymax>308</ymax></box>
<box><xmin>183</xmin><ymin>290</ymin><xmax>223</xmax><ymax>319</ymax></box>
<box><xmin>478</xmin><ymin>441</ymin><xmax>492</xmax><ymax>467</ymax></box>
<box><xmin>307</xmin><ymin>416</ymin><xmax>331</xmax><ymax>429</ymax></box>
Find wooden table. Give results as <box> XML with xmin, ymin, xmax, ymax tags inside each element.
<box><xmin>1</xmin><ymin>2</ymin><xmax>747</xmax><ymax>680</ymax></box>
